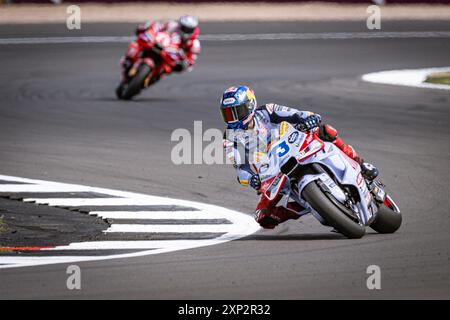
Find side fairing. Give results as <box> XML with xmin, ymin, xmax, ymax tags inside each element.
<box><xmin>299</xmin><ymin>142</ymin><xmax>375</xmax><ymax>225</ymax></box>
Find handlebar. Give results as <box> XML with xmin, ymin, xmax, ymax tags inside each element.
<box><xmin>294</xmin><ymin>123</ymin><xmax>308</xmax><ymax>132</ymax></box>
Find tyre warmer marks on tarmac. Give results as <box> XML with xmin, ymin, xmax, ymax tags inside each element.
<box><xmin>0</xmin><ymin>175</ymin><xmax>260</xmax><ymax>269</ymax></box>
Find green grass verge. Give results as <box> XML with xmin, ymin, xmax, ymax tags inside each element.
<box><xmin>0</xmin><ymin>217</ymin><xmax>7</xmax><ymax>234</ymax></box>
<box><xmin>0</xmin><ymin>217</ymin><xmax>12</xmax><ymax>253</ymax></box>
<box><xmin>425</xmin><ymin>72</ymin><xmax>450</xmax><ymax>85</ymax></box>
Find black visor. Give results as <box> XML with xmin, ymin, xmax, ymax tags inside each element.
<box><xmin>220</xmin><ymin>103</ymin><xmax>250</xmax><ymax>124</ymax></box>
<box><xmin>181</xmin><ymin>24</ymin><xmax>195</xmax><ymax>35</ymax></box>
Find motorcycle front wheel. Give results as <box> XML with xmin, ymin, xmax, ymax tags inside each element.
<box><xmin>302</xmin><ymin>182</ymin><xmax>366</xmax><ymax>239</ymax></box>
<box><xmin>370</xmin><ymin>203</ymin><xmax>402</xmax><ymax>234</ymax></box>
<box><xmin>117</xmin><ymin>64</ymin><xmax>152</xmax><ymax>100</ymax></box>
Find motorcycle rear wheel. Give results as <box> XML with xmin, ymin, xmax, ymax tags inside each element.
<box><xmin>117</xmin><ymin>64</ymin><xmax>152</xmax><ymax>100</ymax></box>
<box><xmin>302</xmin><ymin>182</ymin><xmax>366</xmax><ymax>239</ymax></box>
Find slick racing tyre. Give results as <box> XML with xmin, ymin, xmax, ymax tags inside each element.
<box><xmin>302</xmin><ymin>182</ymin><xmax>366</xmax><ymax>239</ymax></box>
<box><xmin>116</xmin><ymin>82</ymin><xmax>126</xmax><ymax>100</ymax></box>
<box><xmin>118</xmin><ymin>64</ymin><xmax>152</xmax><ymax>100</ymax></box>
<box><xmin>370</xmin><ymin>204</ymin><xmax>402</xmax><ymax>234</ymax></box>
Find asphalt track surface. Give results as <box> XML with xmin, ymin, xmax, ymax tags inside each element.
<box><xmin>0</xmin><ymin>21</ymin><xmax>449</xmax><ymax>299</ymax></box>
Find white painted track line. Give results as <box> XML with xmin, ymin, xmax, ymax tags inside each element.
<box><xmin>0</xmin><ymin>185</ymin><xmax>93</xmax><ymax>193</ymax></box>
<box><xmin>22</xmin><ymin>197</ymin><xmax>176</xmax><ymax>206</ymax></box>
<box><xmin>90</xmin><ymin>211</ymin><xmax>225</xmax><ymax>220</ymax></box>
<box><xmin>0</xmin><ymin>256</ymin><xmax>103</xmax><ymax>266</ymax></box>
<box><xmin>50</xmin><ymin>240</ymin><xmax>222</xmax><ymax>250</ymax></box>
<box><xmin>362</xmin><ymin>67</ymin><xmax>450</xmax><ymax>90</ymax></box>
<box><xmin>106</xmin><ymin>224</ymin><xmax>235</xmax><ymax>233</ymax></box>
<box><xmin>1</xmin><ymin>31</ymin><xmax>450</xmax><ymax>46</ymax></box>
<box><xmin>0</xmin><ymin>174</ymin><xmax>260</xmax><ymax>269</ymax></box>
<box><xmin>200</xmin><ymin>31</ymin><xmax>450</xmax><ymax>41</ymax></box>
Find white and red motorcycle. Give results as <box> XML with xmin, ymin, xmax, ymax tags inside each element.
<box><xmin>255</xmin><ymin>122</ymin><xmax>402</xmax><ymax>239</ymax></box>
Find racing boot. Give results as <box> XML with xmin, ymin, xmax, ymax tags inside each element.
<box><xmin>361</xmin><ymin>162</ymin><xmax>379</xmax><ymax>180</ymax></box>
<box><xmin>255</xmin><ymin>204</ymin><xmax>301</xmax><ymax>229</ymax></box>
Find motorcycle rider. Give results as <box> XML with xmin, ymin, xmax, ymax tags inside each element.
<box><xmin>120</xmin><ymin>15</ymin><xmax>201</xmax><ymax>81</ymax></box>
<box><xmin>221</xmin><ymin>85</ymin><xmax>379</xmax><ymax>229</ymax></box>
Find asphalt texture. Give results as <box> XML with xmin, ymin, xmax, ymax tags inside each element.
<box><xmin>0</xmin><ymin>197</ymin><xmax>108</xmax><ymax>248</ymax></box>
<box><xmin>0</xmin><ymin>21</ymin><xmax>449</xmax><ymax>299</ymax></box>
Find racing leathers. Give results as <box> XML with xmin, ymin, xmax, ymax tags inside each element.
<box><xmin>224</xmin><ymin>103</ymin><xmax>365</xmax><ymax>229</ymax></box>
<box><xmin>121</xmin><ymin>20</ymin><xmax>201</xmax><ymax>79</ymax></box>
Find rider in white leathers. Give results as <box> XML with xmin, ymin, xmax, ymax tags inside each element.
<box><xmin>221</xmin><ymin>85</ymin><xmax>378</xmax><ymax>229</ymax></box>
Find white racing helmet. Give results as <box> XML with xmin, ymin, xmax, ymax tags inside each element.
<box><xmin>179</xmin><ymin>15</ymin><xmax>199</xmax><ymax>38</ymax></box>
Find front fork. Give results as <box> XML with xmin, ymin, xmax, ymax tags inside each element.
<box><xmin>122</xmin><ymin>57</ymin><xmax>155</xmax><ymax>85</ymax></box>
<box><xmin>368</xmin><ymin>180</ymin><xmax>401</xmax><ymax>213</ymax></box>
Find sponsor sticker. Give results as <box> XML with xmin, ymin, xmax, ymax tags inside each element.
<box><xmin>259</xmin><ymin>163</ymin><xmax>269</xmax><ymax>174</ymax></box>
<box><xmin>222</xmin><ymin>97</ymin><xmax>236</xmax><ymax>105</ymax></box>
<box><xmin>288</xmin><ymin>132</ymin><xmax>299</xmax><ymax>144</ymax></box>
<box><xmin>279</xmin><ymin>122</ymin><xmax>289</xmax><ymax>137</ymax></box>
<box><xmin>266</xmin><ymin>103</ymin><xmax>274</xmax><ymax>114</ymax></box>
<box><xmin>357</xmin><ymin>173</ymin><xmax>364</xmax><ymax>186</ymax></box>
<box><xmin>234</xmin><ymin>91</ymin><xmax>245</xmax><ymax>102</ymax></box>
<box><xmin>224</xmin><ymin>86</ymin><xmax>238</xmax><ymax>93</ymax></box>
<box><xmin>365</xmin><ymin>191</ymin><xmax>373</xmax><ymax>204</ymax></box>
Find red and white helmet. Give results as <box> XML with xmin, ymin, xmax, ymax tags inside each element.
<box><xmin>179</xmin><ymin>15</ymin><xmax>199</xmax><ymax>39</ymax></box>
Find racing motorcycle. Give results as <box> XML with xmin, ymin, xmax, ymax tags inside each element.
<box><xmin>116</xmin><ymin>30</ymin><xmax>185</xmax><ymax>100</ymax></box>
<box><xmin>254</xmin><ymin>122</ymin><xmax>402</xmax><ymax>239</ymax></box>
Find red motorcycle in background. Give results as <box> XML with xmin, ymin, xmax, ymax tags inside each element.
<box><xmin>116</xmin><ymin>29</ymin><xmax>186</xmax><ymax>100</ymax></box>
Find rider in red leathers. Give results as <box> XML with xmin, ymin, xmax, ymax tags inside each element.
<box><xmin>120</xmin><ymin>15</ymin><xmax>201</xmax><ymax>82</ymax></box>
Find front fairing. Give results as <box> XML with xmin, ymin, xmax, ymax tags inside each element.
<box><xmin>255</xmin><ymin>122</ymin><xmax>377</xmax><ymax>226</ymax></box>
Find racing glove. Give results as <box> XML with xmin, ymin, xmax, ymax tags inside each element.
<box><xmin>250</xmin><ymin>174</ymin><xmax>261</xmax><ymax>191</ymax></box>
<box><xmin>172</xmin><ymin>60</ymin><xmax>189</xmax><ymax>73</ymax></box>
<box><xmin>296</xmin><ymin>115</ymin><xmax>321</xmax><ymax>132</ymax></box>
